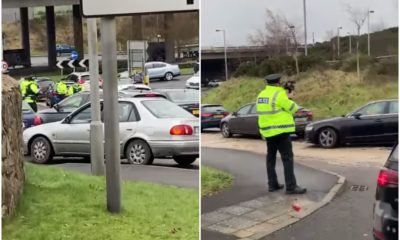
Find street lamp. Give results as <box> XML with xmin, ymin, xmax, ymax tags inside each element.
<box><xmin>288</xmin><ymin>25</ymin><xmax>299</xmax><ymax>76</ymax></box>
<box><xmin>347</xmin><ymin>32</ymin><xmax>352</xmax><ymax>54</ymax></box>
<box><xmin>303</xmin><ymin>0</ymin><xmax>308</xmax><ymax>56</ymax></box>
<box><xmin>216</xmin><ymin>29</ymin><xmax>228</xmax><ymax>81</ymax></box>
<box><xmin>337</xmin><ymin>26</ymin><xmax>342</xmax><ymax>57</ymax></box>
<box><xmin>367</xmin><ymin>9</ymin><xmax>375</xmax><ymax>56</ymax></box>
<box><xmin>156</xmin><ymin>34</ymin><xmax>161</xmax><ymax>43</ymax></box>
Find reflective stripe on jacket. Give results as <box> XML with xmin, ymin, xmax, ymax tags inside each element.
<box><xmin>21</xmin><ymin>80</ymin><xmax>39</xmax><ymax>103</ymax></box>
<box><xmin>256</xmin><ymin>85</ymin><xmax>299</xmax><ymax>138</ymax></box>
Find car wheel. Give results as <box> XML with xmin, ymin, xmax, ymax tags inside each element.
<box><xmin>125</xmin><ymin>139</ymin><xmax>154</xmax><ymax>165</ymax></box>
<box><xmin>164</xmin><ymin>72</ymin><xmax>173</xmax><ymax>81</ymax></box>
<box><xmin>318</xmin><ymin>128</ymin><xmax>338</xmax><ymax>148</ymax></box>
<box><xmin>30</xmin><ymin>136</ymin><xmax>54</xmax><ymax>164</ymax></box>
<box><xmin>221</xmin><ymin>123</ymin><xmax>232</xmax><ymax>138</ymax></box>
<box><xmin>173</xmin><ymin>156</ymin><xmax>197</xmax><ymax>166</ymax></box>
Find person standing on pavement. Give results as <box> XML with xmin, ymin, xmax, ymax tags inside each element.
<box><xmin>20</xmin><ymin>76</ymin><xmax>39</xmax><ymax>112</ymax></box>
<box><xmin>256</xmin><ymin>73</ymin><xmax>306</xmax><ymax>194</ymax></box>
<box><xmin>67</xmin><ymin>82</ymin><xmax>85</xmax><ymax>96</ymax></box>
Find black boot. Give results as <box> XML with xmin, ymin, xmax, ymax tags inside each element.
<box><xmin>269</xmin><ymin>183</ymin><xmax>284</xmax><ymax>192</ymax></box>
<box><xmin>286</xmin><ymin>186</ymin><xmax>307</xmax><ymax>194</ymax></box>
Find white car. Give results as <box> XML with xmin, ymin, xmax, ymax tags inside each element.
<box><xmin>118</xmin><ymin>84</ymin><xmax>151</xmax><ymax>92</ymax></box>
<box><xmin>145</xmin><ymin>61</ymin><xmax>180</xmax><ymax>81</ymax></box>
<box><xmin>23</xmin><ymin>97</ymin><xmax>199</xmax><ymax>166</ymax></box>
<box><xmin>185</xmin><ymin>72</ymin><xmax>200</xmax><ymax>89</ymax></box>
<box><xmin>63</xmin><ymin>71</ymin><xmax>103</xmax><ymax>89</ymax></box>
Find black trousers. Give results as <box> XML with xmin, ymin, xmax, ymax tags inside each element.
<box><xmin>28</xmin><ymin>102</ymin><xmax>37</xmax><ymax>112</ymax></box>
<box><xmin>265</xmin><ymin>133</ymin><xmax>297</xmax><ymax>190</ymax></box>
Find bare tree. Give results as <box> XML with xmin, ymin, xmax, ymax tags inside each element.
<box><xmin>325</xmin><ymin>30</ymin><xmax>336</xmax><ymax>60</ymax></box>
<box><xmin>345</xmin><ymin>4</ymin><xmax>368</xmax><ymax>82</ymax></box>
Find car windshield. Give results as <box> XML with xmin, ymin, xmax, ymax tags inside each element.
<box><xmin>141</xmin><ymin>100</ymin><xmax>193</xmax><ymax>118</ymax></box>
<box><xmin>203</xmin><ymin>105</ymin><xmax>226</xmax><ymax>112</ymax></box>
<box><xmin>165</xmin><ymin>91</ymin><xmax>198</xmax><ymax>104</ymax></box>
<box><xmin>22</xmin><ymin>101</ymin><xmax>32</xmax><ymax>112</ymax></box>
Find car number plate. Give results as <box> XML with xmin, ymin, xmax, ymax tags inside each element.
<box><xmin>213</xmin><ymin>114</ymin><xmax>224</xmax><ymax>118</ymax></box>
<box><xmin>295</xmin><ymin>117</ymin><xmax>307</xmax><ymax>122</ymax></box>
<box><xmin>192</xmin><ymin>109</ymin><xmax>199</xmax><ymax>115</ymax></box>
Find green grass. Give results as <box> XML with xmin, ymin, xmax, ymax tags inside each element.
<box><xmin>201</xmin><ymin>166</ymin><xmax>233</xmax><ymax>197</ymax></box>
<box><xmin>180</xmin><ymin>68</ymin><xmax>194</xmax><ymax>75</ymax></box>
<box><xmin>3</xmin><ymin>163</ymin><xmax>199</xmax><ymax>240</ymax></box>
<box><xmin>202</xmin><ymin>70</ymin><xmax>398</xmax><ymax>120</ymax></box>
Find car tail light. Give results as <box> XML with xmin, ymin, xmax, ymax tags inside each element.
<box><xmin>33</xmin><ymin>116</ymin><xmax>43</xmax><ymax>126</ymax></box>
<box><xmin>78</xmin><ymin>79</ymin><xmax>85</xmax><ymax>84</ymax></box>
<box><xmin>306</xmin><ymin>112</ymin><xmax>313</xmax><ymax>121</ymax></box>
<box><xmin>373</xmin><ymin>229</ymin><xmax>385</xmax><ymax>240</ymax></box>
<box><xmin>201</xmin><ymin>113</ymin><xmax>212</xmax><ymax>117</ymax></box>
<box><xmin>377</xmin><ymin>168</ymin><xmax>398</xmax><ymax>187</ymax></box>
<box><xmin>170</xmin><ymin>125</ymin><xmax>193</xmax><ymax>135</ymax></box>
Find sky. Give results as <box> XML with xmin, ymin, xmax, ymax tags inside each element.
<box><xmin>201</xmin><ymin>0</ymin><xmax>399</xmax><ymax>47</ymax></box>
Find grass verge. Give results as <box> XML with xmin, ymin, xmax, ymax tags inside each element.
<box><xmin>3</xmin><ymin>163</ymin><xmax>199</xmax><ymax>240</ymax></box>
<box><xmin>180</xmin><ymin>68</ymin><xmax>194</xmax><ymax>75</ymax></box>
<box><xmin>202</xmin><ymin>166</ymin><xmax>234</xmax><ymax>197</ymax></box>
<box><xmin>202</xmin><ymin>70</ymin><xmax>398</xmax><ymax>119</ymax></box>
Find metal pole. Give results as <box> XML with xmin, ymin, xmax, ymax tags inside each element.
<box><xmin>348</xmin><ymin>33</ymin><xmax>352</xmax><ymax>54</ymax></box>
<box><xmin>223</xmin><ymin>30</ymin><xmax>228</xmax><ymax>81</ymax></box>
<box><xmin>303</xmin><ymin>0</ymin><xmax>307</xmax><ymax>56</ymax></box>
<box><xmin>88</xmin><ymin>18</ymin><xmax>104</xmax><ymax>176</ymax></box>
<box><xmin>100</xmin><ymin>17</ymin><xmax>121</xmax><ymax>213</ymax></box>
<box><xmin>367</xmin><ymin>10</ymin><xmax>371</xmax><ymax>56</ymax></box>
<box><xmin>312</xmin><ymin>32</ymin><xmax>315</xmax><ymax>46</ymax></box>
<box><xmin>337</xmin><ymin>27</ymin><xmax>341</xmax><ymax>57</ymax></box>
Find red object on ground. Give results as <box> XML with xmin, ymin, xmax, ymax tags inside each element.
<box><xmin>292</xmin><ymin>202</ymin><xmax>301</xmax><ymax>212</ymax></box>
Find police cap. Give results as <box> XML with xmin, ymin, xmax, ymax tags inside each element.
<box><xmin>264</xmin><ymin>74</ymin><xmax>282</xmax><ymax>84</ymax></box>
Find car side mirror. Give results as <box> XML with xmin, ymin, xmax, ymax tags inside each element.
<box><xmin>53</xmin><ymin>104</ymin><xmax>60</xmax><ymax>111</ymax></box>
<box><xmin>63</xmin><ymin>116</ymin><xmax>72</xmax><ymax>124</ymax></box>
<box><xmin>353</xmin><ymin>113</ymin><xmax>362</xmax><ymax>119</ymax></box>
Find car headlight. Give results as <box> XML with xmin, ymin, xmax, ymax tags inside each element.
<box><xmin>305</xmin><ymin>125</ymin><xmax>314</xmax><ymax>131</ymax></box>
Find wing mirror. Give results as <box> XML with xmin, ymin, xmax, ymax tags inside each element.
<box><xmin>53</xmin><ymin>104</ymin><xmax>60</xmax><ymax>111</ymax></box>
<box><xmin>63</xmin><ymin>115</ymin><xmax>72</xmax><ymax>124</ymax></box>
<box><xmin>353</xmin><ymin>112</ymin><xmax>362</xmax><ymax>119</ymax></box>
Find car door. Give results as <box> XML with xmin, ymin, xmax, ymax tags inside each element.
<box><xmin>382</xmin><ymin>100</ymin><xmax>398</xmax><ymax>142</ymax></box>
<box><xmin>145</xmin><ymin>63</ymin><xmax>156</xmax><ymax>79</ymax></box>
<box><xmin>229</xmin><ymin>104</ymin><xmax>252</xmax><ymax>134</ymax></box>
<box><xmin>152</xmin><ymin>63</ymin><xmax>167</xmax><ymax>78</ymax></box>
<box><xmin>53</xmin><ymin>104</ymin><xmax>91</xmax><ymax>154</ymax></box>
<box><xmin>345</xmin><ymin>101</ymin><xmax>387</xmax><ymax>143</ymax></box>
<box><xmin>118</xmin><ymin>102</ymin><xmax>140</xmax><ymax>146</ymax></box>
<box><xmin>246</xmin><ymin>104</ymin><xmax>260</xmax><ymax>136</ymax></box>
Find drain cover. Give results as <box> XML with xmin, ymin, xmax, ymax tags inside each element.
<box><xmin>350</xmin><ymin>185</ymin><xmax>368</xmax><ymax>191</ymax></box>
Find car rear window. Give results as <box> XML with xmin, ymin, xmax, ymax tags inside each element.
<box><xmin>142</xmin><ymin>100</ymin><xmax>194</xmax><ymax>118</ymax></box>
<box><xmin>385</xmin><ymin>145</ymin><xmax>398</xmax><ymax>171</ymax></box>
<box><xmin>165</xmin><ymin>91</ymin><xmax>199</xmax><ymax>103</ymax></box>
<box><xmin>202</xmin><ymin>105</ymin><xmax>226</xmax><ymax>113</ymax></box>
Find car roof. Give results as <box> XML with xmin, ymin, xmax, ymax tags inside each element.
<box><xmin>155</xmin><ymin>88</ymin><xmax>197</xmax><ymax>93</ymax></box>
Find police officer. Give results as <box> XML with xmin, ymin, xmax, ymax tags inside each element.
<box><xmin>256</xmin><ymin>74</ymin><xmax>306</xmax><ymax>194</ymax></box>
<box><xmin>55</xmin><ymin>80</ymin><xmax>68</xmax><ymax>101</ymax></box>
<box><xmin>67</xmin><ymin>82</ymin><xmax>84</xmax><ymax>96</ymax></box>
<box><xmin>20</xmin><ymin>76</ymin><xmax>39</xmax><ymax>112</ymax></box>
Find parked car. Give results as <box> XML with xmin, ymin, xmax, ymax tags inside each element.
<box><xmin>22</xmin><ymin>101</ymin><xmax>42</xmax><ymax>129</ymax></box>
<box><xmin>23</xmin><ymin>98</ymin><xmax>199</xmax><ymax>166</ymax></box>
<box><xmin>145</xmin><ymin>61</ymin><xmax>180</xmax><ymax>81</ymax></box>
<box><xmin>45</xmin><ymin>81</ymin><xmax>75</xmax><ymax>107</ymax></box>
<box><xmin>305</xmin><ymin>99</ymin><xmax>398</xmax><ymax>148</ymax></box>
<box><xmin>201</xmin><ymin>104</ymin><xmax>230</xmax><ymax>130</ymax></box>
<box><xmin>56</xmin><ymin>44</ymin><xmax>75</xmax><ymax>56</ymax></box>
<box><xmin>155</xmin><ymin>89</ymin><xmax>199</xmax><ymax>117</ymax></box>
<box><xmin>63</xmin><ymin>72</ymin><xmax>104</xmax><ymax>89</ymax></box>
<box><xmin>40</xmin><ymin>90</ymin><xmax>162</xmax><ymax>124</ymax></box>
<box><xmin>208</xmin><ymin>80</ymin><xmax>222</xmax><ymax>88</ymax></box>
<box><xmin>220</xmin><ymin>103</ymin><xmax>313</xmax><ymax>138</ymax></box>
<box><xmin>35</xmin><ymin>78</ymin><xmax>54</xmax><ymax>101</ymax></box>
<box><xmin>118</xmin><ymin>84</ymin><xmax>151</xmax><ymax>92</ymax></box>
<box><xmin>373</xmin><ymin>144</ymin><xmax>398</xmax><ymax>240</ymax></box>
<box><xmin>185</xmin><ymin>72</ymin><xmax>200</xmax><ymax>89</ymax></box>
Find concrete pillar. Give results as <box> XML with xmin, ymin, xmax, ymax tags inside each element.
<box><xmin>73</xmin><ymin>5</ymin><xmax>84</xmax><ymax>59</ymax></box>
<box><xmin>20</xmin><ymin>7</ymin><xmax>31</xmax><ymax>66</ymax></box>
<box><xmin>46</xmin><ymin>6</ymin><xmax>56</xmax><ymax>68</ymax></box>
<box><xmin>164</xmin><ymin>13</ymin><xmax>175</xmax><ymax>63</ymax></box>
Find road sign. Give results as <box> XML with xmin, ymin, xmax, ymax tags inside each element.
<box><xmin>79</xmin><ymin>59</ymin><xmax>88</xmax><ymax>68</ymax></box>
<box><xmin>2</xmin><ymin>61</ymin><xmax>9</xmax><ymax>73</ymax></box>
<box><xmin>81</xmin><ymin>0</ymin><xmax>198</xmax><ymax>17</ymax></box>
<box><xmin>56</xmin><ymin>60</ymin><xmax>64</xmax><ymax>69</ymax></box>
<box><xmin>68</xmin><ymin>60</ymin><xmax>75</xmax><ymax>69</ymax></box>
<box><xmin>71</xmin><ymin>51</ymin><xmax>79</xmax><ymax>61</ymax></box>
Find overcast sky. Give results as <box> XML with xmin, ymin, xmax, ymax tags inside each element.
<box><xmin>201</xmin><ymin>0</ymin><xmax>399</xmax><ymax>47</ymax></box>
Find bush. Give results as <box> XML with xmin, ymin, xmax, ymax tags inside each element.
<box><xmin>340</xmin><ymin>54</ymin><xmax>375</xmax><ymax>72</ymax></box>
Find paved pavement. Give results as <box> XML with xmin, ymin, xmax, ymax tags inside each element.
<box><xmin>201</xmin><ymin>148</ymin><xmax>338</xmax><ymax>239</ymax></box>
<box><xmin>262</xmin><ymin>162</ymin><xmax>380</xmax><ymax>240</ymax></box>
<box><xmin>26</xmin><ymin>156</ymin><xmax>199</xmax><ymax>189</ymax></box>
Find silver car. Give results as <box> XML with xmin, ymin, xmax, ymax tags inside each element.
<box><xmin>23</xmin><ymin>98</ymin><xmax>199</xmax><ymax>166</ymax></box>
<box><xmin>145</xmin><ymin>61</ymin><xmax>180</xmax><ymax>81</ymax></box>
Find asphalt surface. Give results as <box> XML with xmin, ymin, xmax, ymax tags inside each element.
<box><xmin>25</xmin><ymin>156</ymin><xmax>199</xmax><ymax>189</ymax></box>
<box><xmin>263</xmin><ymin>161</ymin><xmax>380</xmax><ymax>240</ymax></box>
<box><xmin>201</xmin><ymin>148</ymin><xmax>338</xmax><ymax>240</ymax></box>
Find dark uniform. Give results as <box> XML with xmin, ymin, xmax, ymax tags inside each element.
<box><xmin>256</xmin><ymin>74</ymin><xmax>306</xmax><ymax>194</ymax></box>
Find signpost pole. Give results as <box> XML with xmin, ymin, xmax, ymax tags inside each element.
<box><xmin>88</xmin><ymin>18</ymin><xmax>104</xmax><ymax>176</ymax></box>
<box><xmin>100</xmin><ymin>17</ymin><xmax>121</xmax><ymax>213</ymax></box>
